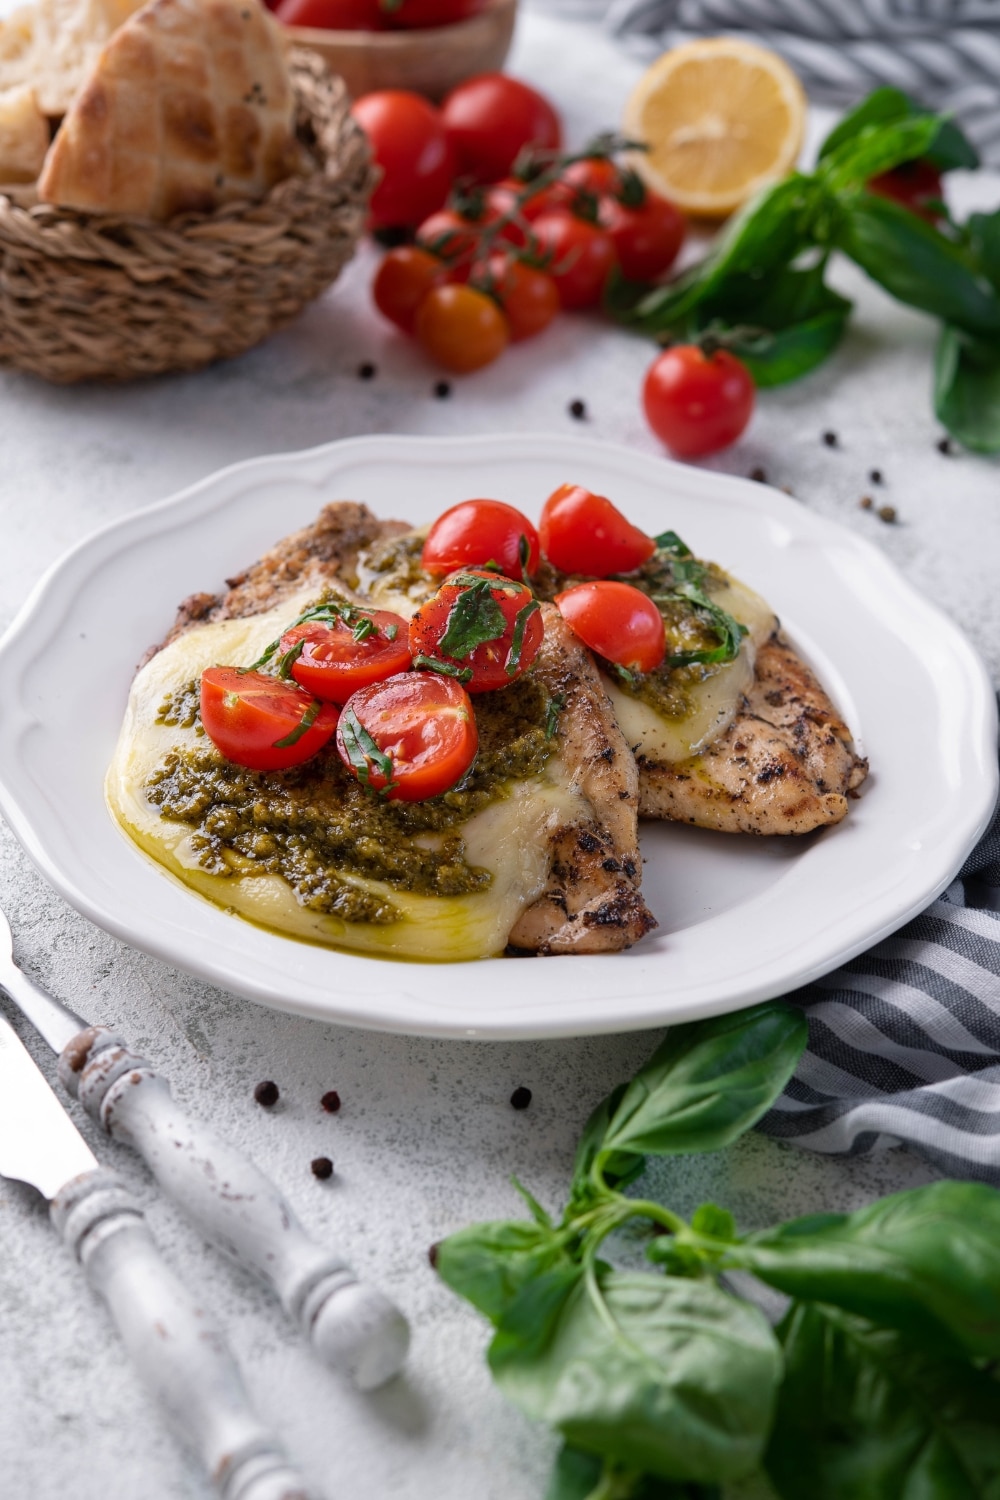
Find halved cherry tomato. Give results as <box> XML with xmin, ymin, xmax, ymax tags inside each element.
<box><xmin>473</xmin><ymin>253</ymin><xmax>559</xmax><ymax>342</ymax></box>
<box><xmin>539</xmin><ymin>483</ymin><xmax>656</xmax><ymax>576</ymax></box>
<box><xmin>601</xmin><ymin>193</ymin><xmax>685</xmax><ymax>282</ymax></box>
<box><xmin>530</xmin><ymin>210</ymin><xmax>616</xmax><ymax>310</ymax></box>
<box><xmin>413</xmin><ymin>284</ymin><xmax>509</xmax><ymax>373</ymax></box>
<box><xmin>555</xmin><ymin>581</ymin><xmax>665</xmax><ymax>674</ymax></box>
<box><xmin>409</xmin><ymin>568</ymin><xmax>543</xmax><ymax>693</ymax></box>
<box><xmin>336</xmin><ymin>672</ymin><xmax>477</xmax><ymax>801</ymax></box>
<box><xmin>422</xmin><ymin>499</ymin><xmax>540</xmax><ymax>577</ymax></box>
<box><xmin>351</xmin><ymin>91</ymin><xmax>454</xmax><ymax>229</ymax></box>
<box><xmin>373</xmin><ymin>246</ymin><xmax>448</xmax><ymax>332</ymax></box>
<box><xmin>279</xmin><ymin>610</ymin><xmax>411</xmax><ymax>702</ymax></box>
<box><xmin>642</xmin><ymin>346</ymin><xmax>755</xmax><ymax>458</ymax></box>
<box><xmin>440</xmin><ymin>74</ymin><xmax>562</xmax><ymax>185</ymax></box>
<box><xmin>200</xmin><ymin>668</ymin><xmax>339</xmax><ymax>772</ymax></box>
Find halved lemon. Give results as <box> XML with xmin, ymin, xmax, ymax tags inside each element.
<box><xmin>622</xmin><ymin>37</ymin><xmax>807</xmax><ymax>218</ymax></box>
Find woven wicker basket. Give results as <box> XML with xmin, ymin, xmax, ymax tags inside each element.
<box><xmin>0</xmin><ymin>50</ymin><xmax>373</xmax><ymax>384</ymax></box>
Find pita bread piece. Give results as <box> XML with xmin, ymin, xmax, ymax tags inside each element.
<box><xmin>0</xmin><ymin>0</ymin><xmax>148</xmax><ymax>119</ymax></box>
<box><xmin>0</xmin><ymin>84</ymin><xmax>49</xmax><ymax>183</ymax></box>
<box><xmin>38</xmin><ymin>0</ymin><xmax>300</xmax><ymax>220</ymax></box>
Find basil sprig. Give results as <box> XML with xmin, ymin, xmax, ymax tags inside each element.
<box><xmin>437</xmin><ymin>1001</ymin><xmax>1000</xmax><ymax>1498</ymax></box>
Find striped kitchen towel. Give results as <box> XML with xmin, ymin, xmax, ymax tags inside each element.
<box><xmin>760</xmin><ymin>760</ymin><xmax>1000</xmax><ymax>1183</ymax></box>
<box><xmin>607</xmin><ymin>0</ymin><xmax>1000</xmax><ymax>165</ymax></box>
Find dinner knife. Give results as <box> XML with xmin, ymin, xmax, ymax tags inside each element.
<box><xmin>0</xmin><ymin>906</ymin><xmax>408</xmax><ymax>1391</ymax></box>
<box><xmin>0</xmin><ymin>1009</ymin><xmax>317</xmax><ymax>1500</ymax></box>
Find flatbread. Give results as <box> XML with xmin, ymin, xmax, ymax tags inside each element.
<box><xmin>0</xmin><ymin>84</ymin><xmax>48</xmax><ymax>182</ymax></box>
<box><xmin>0</xmin><ymin>0</ymin><xmax>147</xmax><ymax>119</ymax></box>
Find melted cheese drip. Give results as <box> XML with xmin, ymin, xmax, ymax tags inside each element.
<box><xmin>602</xmin><ymin>574</ymin><xmax>776</xmax><ymax>763</ymax></box>
<box><xmin>106</xmin><ymin>592</ymin><xmax>588</xmax><ymax>962</ymax></box>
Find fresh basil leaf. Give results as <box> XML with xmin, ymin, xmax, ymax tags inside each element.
<box><xmin>490</xmin><ymin>1269</ymin><xmax>781</xmax><ymax>1483</ymax></box>
<box><xmin>435</xmin><ymin>1220</ymin><xmax>568</xmax><ymax>1326</ymax></box>
<box><xmin>819</xmin><ymin>115</ymin><xmax>943</xmax><ymax>194</ymax></box>
<box><xmin>818</xmin><ymin>88</ymin><xmax>979</xmax><ymax>173</ymax></box>
<box><xmin>690</xmin><ymin>1204</ymin><xmax>737</xmax><ymax>1243</ymax></box>
<box><xmin>659</xmin><ymin>582</ymin><xmax>747</xmax><ymax>668</ymax></box>
<box><xmin>765</xmin><ymin>1303</ymin><xmax>1000</xmax><ymax>1500</ymax></box>
<box><xmin>934</xmin><ymin>325</ymin><xmax>1000</xmax><ymax>455</ymax></box>
<box><xmin>597</xmin><ymin>1003</ymin><xmax>807</xmax><ymax>1162</ymax></box>
<box><xmin>545</xmin><ymin>1446</ymin><xmax>604</xmax><ymax>1500</ymax></box>
<box><xmin>734</xmin><ymin>308</ymin><xmax>850</xmax><ymax>387</ymax></box>
<box><xmin>734</xmin><ymin>1181</ymin><xmax>1000</xmax><ymax>1359</ymax></box>
<box><xmin>836</xmin><ymin>195</ymin><xmax>1000</xmax><ymax>336</ymax></box>
<box><xmin>546</xmin><ymin>1446</ymin><xmax>720</xmax><ymax>1500</ymax></box>
<box><xmin>571</xmin><ymin>1083</ymin><xmax>645</xmax><ymax>1203</ymax></box>
<box><xmin>489</xmin><ymin>1262</ymin><xmax>585</xmax><ymax>1361</ymax></box>
<box><xmin>438</xmin><ymin>578</ymin><xmax>508</xmax><ymax>659</ymax></box>
<box><xmin>505</xmin><ymin>600</ymin><xmax>540</xmax><ymax>675</ymax></box>
<box><xmin>653</xmin><ymin>531</ymin><xmax>692</xmax><ymax>557</ymax></box>
<box><xmin>968</xmin><ymin>210</ymin><xmax>1000</xmax><ymax>293</ymax></box>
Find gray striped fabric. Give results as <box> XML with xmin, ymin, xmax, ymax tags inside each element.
<box><xmin>759</xmin><ymin>758</ymin><xmax>1000</xmax><ymax>1182</ymax></box>
<box><xmin>607</xmin><ymin>0</ymin><xmax>1000</xmax><ymax>164</ymax></box>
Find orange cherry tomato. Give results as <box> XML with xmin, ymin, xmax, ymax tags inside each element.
<box><xmin>279</xmin><ymin>610</ymin><xmax>411</xmax><ymax>703</ymax></box>
<box><xmin>539</xmin><ymin>483</ymin><xmax>656</xmax><ymax>576</ymax></box>
<box><xmin>409</xmin><ymin>568</ymin><xmax>543</xmax><ymax>693</ymax></box>
<box><xmin>413</xmin><ymin>284</ymin><xmax>509</xmax><ymax>373</ymax></box>
<box><xmin>421</xmin><ymin>499</ymin><xmax>540</xmax><ymax>577</ymax></box>
<box><xmin>554</xmin><ymin>581</ymin><xmax>665</xmax><ymax>674</ymax></box>
<box><xmin>336</xmin><ymin>671</ymin><xmax>477</xmax><ymax>801</ymax></box>
<box><xmin>200</xmin><ymin>668</ymin><xmax>339</xmax><ymax>772</ymax></box>
<box><xmin>475</xmin><ymin>253</ymin><xmax>559</xmax><ymax>342</ymax></box>
<box><xmin>372</xmin><ymin>246</ymin><xmax>447</xmax><ymax>332</ymax></box>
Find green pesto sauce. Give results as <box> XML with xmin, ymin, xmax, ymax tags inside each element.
<box><xmin>354</xmin><ymin>531</ymin><xmax>434</xmax><ymax>608</ymax></box>
<box><xmin>145</xmin><ymin>675</ymin><xmax>554</xmax><ymax>925</ymax></box>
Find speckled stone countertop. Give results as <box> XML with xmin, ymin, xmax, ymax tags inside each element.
<box><xmin>0</xmin><ymin>11</ymin><xmax>997</xmax><ymax>1498</ymax></box>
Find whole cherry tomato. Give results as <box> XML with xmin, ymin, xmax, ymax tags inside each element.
<box><xmin>474</xmin><ymin>253</ymin><xmax>559</xmax><ymax>341</ymax></box>
<box><xmin>539</xmin><ymin>483</ymin><xmax>655</xmax><ymax>576</ymax></box>
<box><xmin>867</xmin><ymin>158</ymin><xmax>944</xmax><ymax>224</ymax></box>
<box><xmin>415</xmin><ymin>208</ymin><xmax>481</xmax><ymax>277</ymax></box>
<box><xmin>200</xmin><ymin>668</ymin><xmax>339</xmax><ymax>772</ymax></box>
<box><xmin>373</xmin><ymin>246</ymin><xmax>447</xmax><ymax>331</ymax></box>
<box><xmin>421</xmin><ymin>498</ymin><xmax>540</xmax><ymax>577</ymax></box>
<box><xmin>336</xmin><ymin>672</ymin><xmax>477</xmax><ymax>801</ymax></box>
<box><xmin>530</xmin><ymin>210</ymin><xmax>616</xmax><ymax>310</ymax></box>
<box><xmin>440</xmin><ymin>73</ymin><xmax>562</xmax><ymax>185</ymax></box>
<box><xmin>279</xmin><ymin>610</ymin><xmax>412</xmax><ymax>702</ymax></box>
<box><xmin>275</xmin><ymin>0</ymin><xmax>385</xmax><ymax>26</ymax></box>
<box><xmin>351</xmin><ymin>91</ymin><xmax>454</xmax><ymax>228</ymax></box>
<box><xmin>555</xmin><ymin>581</ymin><xmax>665</xmax><ymax>673</ymax></box>
<box><xmin>382</xmin><ymin>0</ymin><xmax>487</xmax><ymax>26</ymax></box>
<box><xmin>561</xmin><ymin>157</ymin><xmax>620</xmax><ymax>197</ymax></box>
<box><xmin>409</xmin><ymin>568</ymin><xmax>543</xmax><ymax>692</ymax></box>
<box><xmin>643</xmin><ymin>346</ymin><xmax>755</xmax><ymax>458</ymax></box>
<box><xmin>601</xmin><ymin>193</ymin><xmax>685</xmax><ymax>282</ymax></box>
<box><xmin>413</xmin><ymin>284</ymin><xmax>509</xmax><ymax>372</ymax></box>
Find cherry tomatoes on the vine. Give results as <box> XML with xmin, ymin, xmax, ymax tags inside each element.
<box><xmin>200</xmin><ymin>668</ymin><xmax>339</xmax><ymax>772</ymax></box>
<box><xmin>440</xmin><ymin>73</ymin><xmax>562</xmax><ymax>185</ymax></box>
<box><xmin>530</xmin><ymin>210</ymin><xmax>616</xmax><ymax>310</ymax></box>
<box><xmin>372</xmin><ymin>246</ymin><xmax>447</xmax><ymax>331</ymax></box>
<box><xmin>351</xmin><ymin>91</ymin><xmax>454</xmax><ymax>228</ymax></box>
<box><xmin>601</xmin><ymin>193</ymin><xmax>685</xmax><ymax>282</ymax></box>
<box><xmin>475</xmin><ymin>253</ymin><xmax>559</xmax><ymax>341</ymax></box>
<box><xmin>555</xmin><ymin>581</ymin><xmax>665</xmax><ymax>674</ymax></box>
<box><xmin>422</xmin><ymin>499</ymin><xmax>540</xmax><ymax>578</ymax></box>
<box><xmin>642</xmin><ymin>346</ymin><xmax>755</xmax><ymax>459</ymax></box>
<box><xmin>279</xmin><ymin>611</ymin><xmax>411</xmax><ymax>702</ymax></box>
<box><xmin>413</xmin><ymin>284</ymin><xmax>509</xmax><ymax>372</ymax></box>
<box><xmin>409</xmin><ymin>568</ymin><xmax>543</xmax><ymax>693</ymax></box>
<box><xmin>336</xmin><ymin>672</ymin><xmax>477</xmax><ymax>801</ymax></box>
<box><xmin>416</xmin><ymin>208</ymin><xmax>480</xmax><ymax>273</ymax></box>
<box><xmin>539</xmin><ymin>484</ymin><xmax>656</xmax><ymax>577</ymax></box>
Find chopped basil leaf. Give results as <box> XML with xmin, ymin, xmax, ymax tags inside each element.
<box><xmin>654</xmin><ymin>529</ymin><xmax>693</xmax><ymax>557</ymax></box>
<box><xmin>505</xmin><ymin>600</ymin><xmax>540</xmax><ymax>675</ymax></box>
<box><xmin>383</xmin><ymin>623</ymin><xmax>399</xmax><ymax>642</ymax></box>
<box><xmin>275</xmin><ymin>640</ymin><xmax>305</xmax><ymax>680</ymax></box>
<box><xmin>339</xmin><ymin>706</ymin><xmax>395</xmax><ymax>785</ymax></box>
<box><xmin>439</xmin><ymin>578</ymin><xmax>508</xmax><ymax>659</ymax></box>
<box><xmin>545</xmin><ymin>693</ymin><xmax>566</xmax><ymax>739</ymax></box>
<box><xmin>243</xmin><ymin>636</ymin><xmax>281</xmax><ymax>673</ymax></box>
<box><xmin>412</xmin><ymin>652</ymin><xmax>475</xmax><ymax>684</ymax></box>
<box><xmin>609</xmin><ymin>662</ymin><xmax>640</xmax><ymax>688</ymax></box>
<box><xmin>271</xmin><ymin>696</ymin><xmax>323</xmax><ymax>749</ymax></box>
<box><xmin>653</xmin><ymin>582</ymin><xmax>748</xmax><ymax>668</ymax></box>
<box><xmin>447</xmin><ymin>572</ymin><xmax>523</xmax><ymax>594</ymax></box>
<box><xmin>352</xmin><ymin>616</ymin><xmax>377</xmax><ymax>645</ymax></box>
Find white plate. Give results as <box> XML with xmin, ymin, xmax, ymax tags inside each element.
<box><xmin>0</xmin><ymin>433</ymin><xmax>995</xmax><ymax>1038</ymax></box>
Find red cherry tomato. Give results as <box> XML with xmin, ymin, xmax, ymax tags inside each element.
<box><xmin>408</xmin><ymin>568</ymin><xmax>543</xmax><ymax>693</ymax></box>
<box><xmin>413</xmin><ymin>284</ymin><xmax>509</xmax><ymax>372</ymax></box>
<box><xmin>530</xmin><ymin>210</ymin><xmax>616</xmax><ymax>310</ymax></box>
<box><xmin>278</xmin><ymin>611</ymin><xmax>411</xmax><ymax>703</ymax></box>
<box><xmin>561</xmin><ymin>157</ymin><xmax>621</xmax><ymax>197</ymax></box>
<box><xmin>421</xmin><ymin>498</ymin><xmax>540</xmax><ymax>577</ymax></box>
<box><xmin>539</xmin><ymin>483</ymin><xmax>656</xmax><ymax>576</ymax></box>
<box><xmin>642</xmin><ymin>346</ymin><xmax>755</xmax><ymax>459</ymax></box>
<box><xmin>474</xmin><ymin>253</ymin><xmax>559</xmax><ymax>341</ymax></box>
<box><xmin>440</xmin><ymin>73</ymin><xmax>562</xmax><ymax>185</ymax></box>
<box><xmin>275</xmin><ymin>0</ymin><xmax>385</xmax><ymax>26</ymax></box>
<box><xmin>415</xmin><ymin>208</ymin><xmax>481</xmax><ymax>278</ymax></box>
<box><xmin>867</xmin><ymin>158</ymin><xmax>944</xmax><ymax>224</ymax></box>
<box><xmin>479</xmin><ymin>182</ymin><xmax>529</xmax><ymax>247</ymax></box>
<box><xmin>200</xmin><ymin>668</ymin><xmax>339</xmax><ymax>772</ymax></box>
<box><xmin>351</xmin><ymin>91</ymin><xmax>454</xmax><ymax>228</ymax></box>
<box><xmin>601</xmin><ymin>193</ymin><xmax>685</xmax><ymax>282</ymax></box>
<box><xmin>372</xmin><ymin>246</ymin><xmax>447</xmax><ymax>332</ymax></box>
<box><xmin>555</xmin><ymin>581</ymin><xmax>665</xmax><ymax>674</ymax></box>
<box><xmin>336</xmin><ymin>672</ymin><xmax>477</xmax><ymax>801</ymax></box>
<box><xmin>382</xmin><ymin>0</ymin><xmax>487</xmax><ymax>27</ymax></box>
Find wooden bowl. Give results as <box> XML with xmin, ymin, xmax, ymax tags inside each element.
<box><xmin>281</xmin><ymin>0</ymin><xmax>517</xmax><ymax>101</ymax></box>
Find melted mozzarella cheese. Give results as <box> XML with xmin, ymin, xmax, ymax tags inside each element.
<box><xmin>105</xmin><ymin>593</ymin><xmax>588</xmax><ymax>962</ymax></box>
<box><xmin>603</xmin><ymin>574</ymin><xmax>776</xmax><ymax>764</ymax></box>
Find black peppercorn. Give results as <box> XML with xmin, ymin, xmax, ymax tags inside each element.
<box><xmin>937</xmin><ymin>436</ymin><xmax>953</xmax><ymax>455</ymax></box>
<box><xmin>253</xmin><ymin>1080</ymin><xmax>279</xmax><ymax>1108</ymax></box>
<box><xmin>320</xmin><ymin>1090</ymin><xmax>341</xmax><ymax>1114</ymax></box>
<box><xmin>749</xmin><ymin>467</ymin><xmax>767</xmax><ymax>483</ymax></box>
<box><xmin>868</xmin><ymin>468</ymin><xmax>883</xmax><ymax>485</ymax></box>
<box><xmin>822</xmin><ymin>430</ymin><xmax>838</xmax><ymax>448</ymax></box>
<box><xmin>428</xmin><ymin>1243</ymin><xmax>440</xmax><ymax>1269</ymax></box>
<box><xmin>510</xmin><ymin>1086</ymin><xmax>532</xmax><ymax>1110</ymax></box>
<box><xmin>357</xmin><ymin>362</ymin><xmax>376</xmax><ymax>381</ymax></box>
<box><xmin>434</xmin><ymin>380</ymin><xmax>451</xmax><ymax>399</ymax></box>
<box><xmin>569</xmin><ymin>399</ymin><xmax>587</xmax><ymax>421</ymax></box>
<box><xmin>311</xmin><ymin>1156</ymin><xmax>334</xmax><ymax>1180</ymax></box>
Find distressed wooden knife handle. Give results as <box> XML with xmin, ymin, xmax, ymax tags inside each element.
<box><xmin>52</xmin><ymin>1170</ymin><xmax>317</xmax><ymax>1500</ymax></box>
<box><xmin>59</xmin><ymin>1028</ymin><xmax>409</xmax><ymax>1390</ymax></box>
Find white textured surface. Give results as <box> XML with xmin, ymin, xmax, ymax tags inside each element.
<box><xmin>0</xmin><ymin>9</ymin><xmax>997</xmax><ymax>1498</ymax></box>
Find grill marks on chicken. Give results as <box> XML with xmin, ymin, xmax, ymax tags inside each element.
<box><xmin>637</xmin><ymin>631</ymin><xmax>868</xmax><ymax>836</ymax></box>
